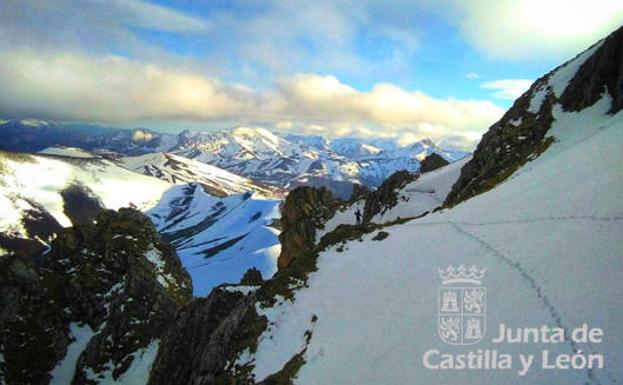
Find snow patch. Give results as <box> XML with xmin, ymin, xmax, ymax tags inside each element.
<box><xmin>49</xmin><ymin>323</ymin><xmax>97</xmax><ymax>385</ymax></box>
<box><xmin>222</xmin><ymin>285</ymin><xmax>260</xmax><ymax>295</ymax></box>
<box><xmin>144</xmin><ymin>246</ymin><xmax>176</xmax><ymax>289</ymax></box>
<box><xmin>0</xmin><ymin>155</ymin><xmax>170</xmax><ymax>229</ymax></box>
<box><xmin>40</xmin><ymin>147</ymin><xmax>95</xmax><ymax>159</ymax></box>
<box><xmin>84</xmin><ymin>340</ymin><xmax>160</xmax><ymax>385</ymax></box>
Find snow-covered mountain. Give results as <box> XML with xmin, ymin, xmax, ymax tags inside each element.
<box><xmin>172</xmin><ymin>127</ymin><xmax>466</xmax><ymax>198</ymax></box>
<box><xmin>0</xmin><ymin>151</ymin><xmax>171</xmax><ymax>255</ymax></box>
<box><xmin>118</xmin><ymin>152</ymin><xmax>282</xmax><ymax>198</ymax></box>
<box><xmin>147</xmin><ymin>184</ymin><xmax>281</xmax><ymax>295</ymax></box>
<box><xmin>0</xmin><ymin>120</ymin><xmax>467</xmax><ymax>198</ymax></box>
<box><xmin>0</xmin><ymin>119</ymin><xmax>173</xmax><ymax>155</ymax></box>
<box><xmin>0</xmin><ymin>150</ymin><xmax>283</xmax><ymax>295</ymax></box>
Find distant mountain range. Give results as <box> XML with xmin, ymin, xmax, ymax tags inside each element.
<box><xmin>0</xmin><ymin>121</ymin><xmax>467</xmax><ymax>198</ymax></box>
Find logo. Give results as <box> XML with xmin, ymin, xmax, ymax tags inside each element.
<box><xmin>437</xmin><ymin>265</ymin><xmax>486</xmax><ymax>345</ymax></box>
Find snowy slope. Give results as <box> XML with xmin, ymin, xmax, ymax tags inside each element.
<box><xmin>370</xmin><ymin>155</ymin><xmax>471</xmax><ymax>223</ymax></box>
<box><xmin>228</xmin><ymin>46</ymin><xmax>623</xmax><ymax>385</ymax></box>
<box><xmin>318</xmin><ymin>155</ymin><xmax>471</xmax><ymax>239</ymax></box>
<box><xmin>40</xmin><ymin>146</ymin><xmax>96</xmax><ymax>159</ymax></box>
<box><xmin>119</xmin><ymin>152</ymin><xmax>281</xmax><ymax>197</ymax></box>
<box><xmin>0</xmin><ymin>152</ymin><xmax>170</xmax><ymax>234</ymax></box>
<box><xmin>147</xmin><ymin>184</ymin><xmax>281</xmax><ymax>295</ymax></box>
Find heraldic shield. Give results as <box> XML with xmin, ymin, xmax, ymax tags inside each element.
<box><xmin>437</xmin><ymin>265</ymin><xmax>486</xmax><ymax>345</ymax></box>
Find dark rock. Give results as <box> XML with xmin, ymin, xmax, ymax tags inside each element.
<box><xmin>419</xmin><ymin>153</ymin><xmax>449</xmax><ymax>173</ymax></box>
<box><xmin>0</xmin><ymin>208</ymin><xmax>192</xmax><ymax>385</ymax></box>
<box><xmin>60</xmin><ymin>184</ymin><xmax>105</xmax><ymax>226</ymax></box>
<box><xmin>277</xmin><ymin>187</ymin><xmax>336</xmax><ymax>270</ymax></box>
<box><xmin>349</xmin><ymin>183</ymin><xmax>371</xmax><ymax>202</ymax></box>
<box><xmin>240</xmin><ymin>267</ymin><xmax>263</xmax><ymax>286</ymax></box>
<box><xmin>371</xmin><ymin>231</ymin><xmax>390</xmax><ymax>241</ymax></box>
<box><xmin>0</xmin><ymin>255</ymin><xmax>70</xmax><ymax>385</ymax></box>
<box><xmin>560</xmin><ymin>25</ymin><xmax>623</xmax><ymax>114</ymax></box>
<box><xmin>148</xmin><ymin>289</ymin><xmax>265</xmax><ymax>385</ymax></box>
<box><xmin>362</xmin><ymin>170</ymin><xmax>418</xmax><ymax>223</ymax></box>
<box><xmin>444</xmin><ymin>76</ymin><xmax>556</xmax><ymax>206</ymax></box>
<box><xmin>53</xmin><ymin>209</ymin><xmax>192</xmax><ymax>384</ymax></box>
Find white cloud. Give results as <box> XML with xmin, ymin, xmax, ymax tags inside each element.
<box><xmin>442</xmin><ymin>0</ymin><xmax>623</xmax><ymax>59</ymax></box>
<box><xmin>466</xmin><ymin>72</ymin><xmax>481</xmax><ymax>79</ymax></box>
<box><xmin>277</xmin><ymin>74</ymin><xmax>503</xmax><ymax>137</ymax></box>
<box><xmin>481</xmin><ymin>79</ymin><xmax>533</xmax><ymax>100</ymax></box>
<box><xmin>0</xmin><ymin>51</ymin><xmax>261</xmax><ymax>121</ymax></box>
<box><xmin>0</xmin><ymin>51</ymin><xmax>503</xmax><ymax>150</ymax></box>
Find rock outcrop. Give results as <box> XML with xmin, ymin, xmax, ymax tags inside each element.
<box><xmin>277</xmin><ymin>187</ymin><xmax>336</xmax><ymax>270</ymax></box>
<box><xmin>559</xmin><ymin>25</ymin><xmax>623</xmax><ymax>114</ymax></box>
<box><xmin>362</xmin><ymin>170</ymin><xmax>418</xmax><ymax>223</ymax></box>
<box><xmin>444</xmin><ymin>87</ymin><xmax>555</xmax><ymax>206</ymax></box>
<box><xmin>60</xmin><ymin>184</ymin><xmax>105</xmax><ymax>226</ymax></box>
<box><xmin>0</xmin><ymin>255</ymin><xmax>70</xmax><ymax>385</ymax></box>
<box><xmin>240</xmin><ymin>267</ymin><xmax>264</xmax><ymax>286</ymax></box>
<box><xmin>445</xmin><ymin>25</ymin><xmax>623</xmax><ymax>207</ymax></box>
<box><xmin>419</xmin><ymin>153</ymin><xmax>449</xmax><ymax>173</ymax></box>
<box><xmin>0</xmin><ymin>208</ymin><xmax>192</xmax><ymax>385</ymax></box>
<box><xmin>148</xmin><ymin>289</ymin><xmax>264</xmax><ymax>385</ymax></box>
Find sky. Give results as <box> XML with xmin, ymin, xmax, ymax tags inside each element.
<box><xmin>0</xmin><ymin>1</ymin><xmax>622</xmax><ymax>150</ymax></box>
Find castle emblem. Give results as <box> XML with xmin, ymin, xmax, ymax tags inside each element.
<box><xmin>437</xmin><ymin>265</ymin><xmax>486</xmax><ymax>345</ymax></box>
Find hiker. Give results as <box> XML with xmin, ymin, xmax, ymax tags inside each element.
<box><xmin>355</xmin><ymin>209</ymin><xmax>362</xmax><ymax>225</ymax></box>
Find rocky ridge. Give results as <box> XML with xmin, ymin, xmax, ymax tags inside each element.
<box><xmin>445</xmin><ymin>25</ymin><xmax>623</xmax><ymax>207</ymax></box>
<box><xmin>0</xmin><ymin>208</ymin><xmax>192</xmax><ymax>385</ymax></box>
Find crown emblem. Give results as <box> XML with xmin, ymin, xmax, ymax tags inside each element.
<box><xmin>438</xmin><ymin>265</ymin><xmax>485</xmax><ymax>285</ymax></box>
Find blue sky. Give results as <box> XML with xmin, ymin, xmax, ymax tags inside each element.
<box><xmin>0</xmin><ymin>0</ymin><xmax>622</xmax><ymax>149</ymax></box>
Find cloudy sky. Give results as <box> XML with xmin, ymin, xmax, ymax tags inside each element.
<box><xmin>1</xmin><ymin>1</ymin><xmax>622</xmax><ymax>149</ymax></box>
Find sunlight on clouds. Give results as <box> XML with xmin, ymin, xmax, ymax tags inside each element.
<box><xmin>279</xmin><ymin>74</ymin><xmax>503</xmax><ymax>135</ymax></box>
<box><xmin>0</xmin><ymin>50</ymin><xmax>257</xmax><ymax>121</ymax></box>
<box><xmin>446</xmin><ymin>0</ymin><xmax>623</xmax><ymax>59</ymax></box>
<box><xmin>0</xmin><ymin>51</ymin><xmax>503</xmax><ymax>150</ymax></box>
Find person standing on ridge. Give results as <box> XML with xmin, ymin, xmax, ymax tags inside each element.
<box><xmin>355</xmin><ymin>209</ymin><xmax>362</xmax><ymax>225</ymax></box>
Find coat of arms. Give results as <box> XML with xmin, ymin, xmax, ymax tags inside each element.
<box><xmin>437</xmin><ymin>265</ymin><xmax>486</xmax><ymax>345</ymax></box>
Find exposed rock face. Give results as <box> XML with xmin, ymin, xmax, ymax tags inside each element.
<box><xmin>148</xmin><ymin>289</ymin><xmax>265</xmax><ymax>385</ymax></box>
<box><xmin>444</xmin><ymin>88</ymin><xmax>555</xmax><ymax>206</ymax></box>
<box><xmin>560</xmin><ymin>25</ymin><xmax>623</xmax><ymax>114</ymax></box>
<box><xmin>446</xmin><ymin>26</ymin><xmax>623</xmax><ymax>207</ymax></box>
<box><xmin>0</xmin><ymin>208</ymin><xmax>192</xmax><ymax>385</ymax></box>
<box><xmin>0</xmin><ymin>255</ymin><xmax>70</xmax><ymax>385</ymax></box>
<box><xmin>60</xmin><ymin>184</ymin><xmax>105</xmax><ymax>226</ymax></box>
<box><xmin>240</xmin><ymin>267</ymin><xmax>264</xmax><ymax>286</ymax></box>
<box><xmin>349</xmin><ymin>183</ymin><xmax>371</xmax><ymax>202</ymax></box>
<box><xmin>419</xmin><ymin>153</ymin><xmax>449</xmax><ymax>173</ymax></box>
<box><xmin>277</xmin><ymin>187</ymin><xmax>336</xmax><ymax>270</ymax></box>
<box><xmin>362</xmin><ymin>170</ymin><xmax>418</xmax><ymax>223</ymax></box>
